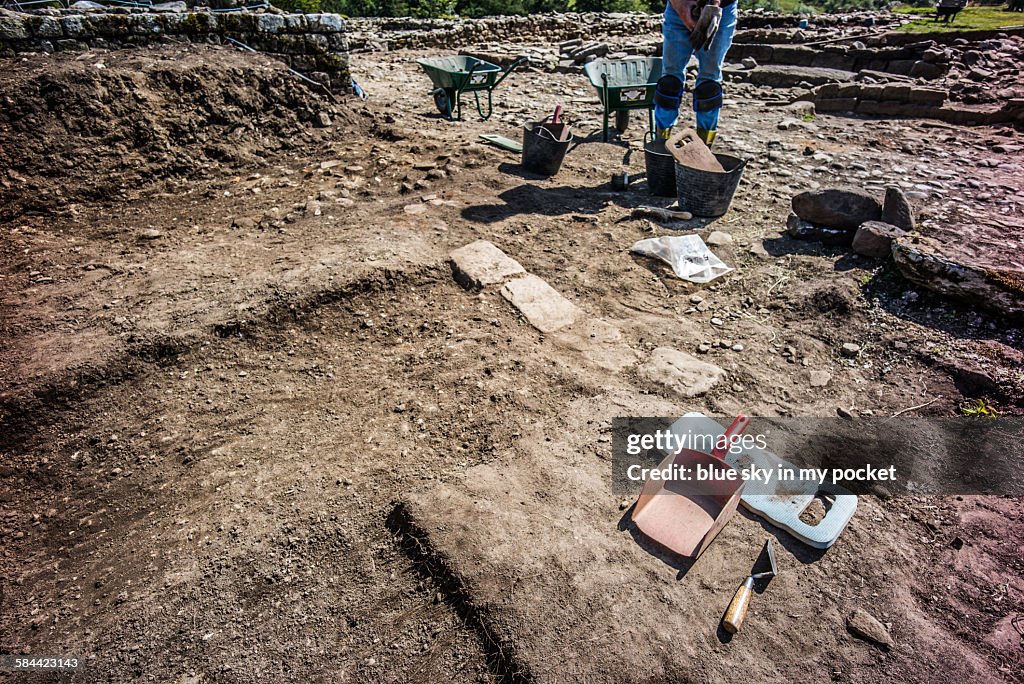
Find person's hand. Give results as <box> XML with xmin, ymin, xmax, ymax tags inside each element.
<box><xmin>690</xmin><ymin>3</ymin><xmax>722</xmax><ymax>51</ymax></box>
<box><xmin>670</xmin><ymin>0</ymin><xmax>699</xmax><ymax>29</ymax></box>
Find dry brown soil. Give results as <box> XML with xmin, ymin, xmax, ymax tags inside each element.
<box><xmin>0</xmin><ymin>41</ymin><xmax>1022</xmax><ymax>683</ymax></box>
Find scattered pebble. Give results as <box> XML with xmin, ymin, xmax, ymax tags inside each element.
<box><xmin>706</xmin><ymin>231</ymin><xmax>733</xmax><ymax>246</ymax></box>
<box><xmin>809</xmin><ymin>370</ymin><xmax>831</xmax><ymax>387</ymax></box>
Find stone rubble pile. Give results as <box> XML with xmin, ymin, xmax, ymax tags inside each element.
<box><xmin>787</xmin><ymin>185</ymin><xmax>914</xmax><ymax>255</ymax></box>
<box><xmin>553</xmin><ymin>36</ymin><xmax>659</xmax><ymax>73</ymax></box>
<box><xmin>941</xmin><ymin>36</ymin><xmax>1024</xmax><ymax>104</ymax></box>
<box><xmin>785</xmin><ymin>185</ymin><xmax>1022</xmax><ymax>317</ymax></box>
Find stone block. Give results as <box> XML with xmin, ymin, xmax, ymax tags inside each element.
<box><xmin>60</xmin><ymin>15</ymin><xmax>87</xmax><ymax>38</ymax></box>
<box><xmin>852</xmin><ymin>221</ymin><xmax>905</xmax><ymax>258</ymax></box>
<box><xmin>792</xmin><ymin>187</ymin><xmax>881</xmax><ymax>231</ymax></box>
<box><xmin>881</xmin><ymin>186</ymin><xmax>915</xmax><ymax>231</ymax></box>
<box><xmin>0</xmin><ymin>15</ymin><xmax>28</xmax><ymax>41</ymax></box>
<box><xmin>131</xmin><ymin>14</ymin><xmax>162</xmax><ymax>35</ymax></box>
<box><xmin>307</xmin><ymin>13</ymin><xmax>345</xmax><ymax>33</ymax></box>
<box><xmin>907</xmin><ymin>87</ymin><xmax>947</xmax><ymax>106</ymax></box>
<box><xmin>814</xmin><ymin>97</ymin><xmax>859</xmax><ymax>113</ymax></box>
<box><xmin>449</xmin><ymin>240</ymin><xmax>526</xmax><ymax>290</ymax></box>
<box><xmin>33</xmin><ymin>16</ymin><xmax>63</xmax><ymax>38</ymax></box>
<box><xmin>500</xmin><ymin>274</ymin><xmax>580</xmax><ymax>333</ymax></box>
<box><xmin>256</xmin><ymin>13</ymin><xmax>286</xmax><ymax>34</ymax></box>
<box><xmin>639</xmin><ymin>347</ymin><xmax>726</xmax><ymax>398</ymax></box>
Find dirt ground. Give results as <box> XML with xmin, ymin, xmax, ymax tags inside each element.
<box><xmin>0</xmin><ymin>35</ymin><xmax>1022</xmax><ymax>683</ymax></box>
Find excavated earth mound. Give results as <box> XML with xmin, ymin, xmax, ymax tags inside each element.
<box><xmin>0</xmin><ymin>44</ymin><xmax>358</xmax><ymax>221</ymax></box>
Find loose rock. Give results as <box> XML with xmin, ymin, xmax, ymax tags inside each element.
<box><xmin>639</xmin><ymin>347</ymin><xmax>726</xmax><ymax>398</ymax></box>
<box><xmin>786</xmin><ymin>213</ymin><xmax>854</xmax><ymax>246</ymax></box>
<box><xmin>809</xmin><ymin>370</ymin><xmax>831</xmax><ymax>387</ymax></box>
<box><xmin>852</xmin><ymin>221</ymin><xmax>906</xmax><ymax>259</ymax></box>
<box><xmin>846</xmin><ymin>609</ymin><xmax>894</xmax><ymax>649</ymax></box>
<box><xmin>449</xmin><ymin>240</ymin><xmax>526</xmax><ymax>290</ymax></box>
<box><xmin>792</xmin><ymin>187</ymin><xmax>882</xmax><ymax>231</ymax></box>
<box><xmin>880</xmin><ymin>186</ymin><xmax>915</xmax><ymax>231</ymax></box>
<box><xmin>706</xmin><ymin>231</ymin><xmax>733</xmax><ymax>246</ymax></box>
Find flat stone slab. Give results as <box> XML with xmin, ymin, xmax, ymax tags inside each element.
<box><xmin>726</xmin><ymin>64</ymin><xmax>857</xmax><ymax>88</ymax></box>
<box><xmin>639</xmin><ymin>347</ymin><xmax>726</xmax><ymax>398</ymax></box>
<box><xmin>892</xmin><ymin>238</ymin><xmax>1024</xmax><ymax>318</ymax></box>
<box><xmin>500</xmin><ymin>274</ymin><xmax>580</xmax><ymax>333</ymax></box>
<box><xmin>550</xmin><ymin>318</ymin><xmax>638</xmax><ymax>373</ymax></box>
<box><xmin>449</xmin><ymin>239</ymin><xmax>526</xmax><ymax>290</ymax></box>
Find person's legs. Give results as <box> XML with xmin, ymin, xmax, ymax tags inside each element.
<box><xmin>693</xmin><ymin>1</ymin><xmax>738</xmax><ymax>144</ymax></box>
<box><xmin>662</xmin><ymin>2</ymin><xmax>694</xmax><ymax>80</ymax></box>
<box><xmin>656</xmin><ymin>2</ymin><xmax>694</xmax><ymax>132</ymax></box>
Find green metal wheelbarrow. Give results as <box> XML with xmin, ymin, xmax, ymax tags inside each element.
<box><xmin>584</xmin><ymin>57</ymin><xmax>664</xmax><ymax>142</ymax></box>
<box><xmin>417</xmin><ymin>55</ymin><xmax>529</xmax><ymax>121</ymax></box>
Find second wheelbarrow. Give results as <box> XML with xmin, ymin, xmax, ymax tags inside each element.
<box><xmin>417</xmin><ymin>54</ymin><xmax>529</xmax><ymax>121</ymax></box>
<box><xmin>632</xmin><ymin>415</ymin><xmax>750</xmax><ymax>559</ymax></box>
<box><xmin>584</xmin><ymin>57</ymin><xmax>663</xmax><ymax>142</ymax></box>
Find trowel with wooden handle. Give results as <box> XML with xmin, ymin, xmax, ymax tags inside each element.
<box><xmin>722</xmin><ymin>539</ymin><xmax>778</xmax><ymax>634</ymax></box>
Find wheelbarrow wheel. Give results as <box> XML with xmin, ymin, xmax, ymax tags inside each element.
<box><xmin>615</xmin><ymin>110</ymin><xmax>630</xmax><ymax>133</ymax></box>
<box><xmin>433</xmin><ymin>88</ymin><xmax>456</xmax><ymax>118</ymax></box>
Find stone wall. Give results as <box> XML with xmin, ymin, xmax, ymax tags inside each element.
<box><xmin>0</xmin><ymin>7</ymin><xmax>349</xmax><ymax>89</ymax></box>
<box><xmin>346</xmin><ymin>13</ymin><xmax>661</xmax><ymax>53</ymax></box>
<box><xmin>726</xmin><ymin>41</ymin><xmax>946</xmax><ymax>79</ymax></box>
<box><xmin>801</xmin><ymin>82</ymin><xmax>1024</xmax><ymax>125</ymax></box>
<box><xmin>344</xmin><ymin>10</ymin><xmax>902</xmax><ymax>53</ymax></box>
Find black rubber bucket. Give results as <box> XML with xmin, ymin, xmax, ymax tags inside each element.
<box><xmin>521</xmin><ymin>121</ymin><xmax>572</xmax><ymax>176</ymax></box>
<box><xmin>644</xmin><ymin>133</ymin><xmax>676</xmax><ymax>197</ymax></box>
<box><xmin>674</xmin><ymin>153</ymin><xmax>747</xmax><ymax>217</ymax></box>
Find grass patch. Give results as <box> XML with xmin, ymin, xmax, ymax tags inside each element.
<box><xmin>893</xmin><ymin>5</ymin><xmax>1024</xmax><ymax>33</ymax></box>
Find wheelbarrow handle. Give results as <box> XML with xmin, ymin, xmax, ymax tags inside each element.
<box><xmin>711</xmin><ymin>414</ymin><xmax>750</xmax><ymax>460</ymax></box>
<box><xmin>492</xmin><ymin>55</ymin><xmax>530</xmax><ymax>89</ymax></box>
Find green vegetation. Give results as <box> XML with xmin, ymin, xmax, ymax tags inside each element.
<box><xmin>960</xmin><ymin>398</ymin><xmax>1000</xmax><ymax>418</ymax></box>
<box><xmin>894</xmin><ymin>5</ymin><xmax>1024</xmax><ymax>33</ymax></box>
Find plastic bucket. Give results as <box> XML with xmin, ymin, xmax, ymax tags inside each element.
<box><xmin>674</xmin><ymin>153</ymin><xmax>746</xmax><ymax>217</ymax></box>
<box><xmin>521</xmin><ymin>121</ymin><xmax>572</xmax><ymax>176</ymax></box>
<box><xmin>644</xmin><ymin>133</ymin><xmax>676</xmax><ymax>197</ymax></box>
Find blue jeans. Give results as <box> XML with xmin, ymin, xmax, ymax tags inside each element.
<box><xmin>661</xmin><ymin>1</ymin><xmax>738</xmax><ymax>132</ymax></box>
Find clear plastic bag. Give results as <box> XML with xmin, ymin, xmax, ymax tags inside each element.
<box><xmin>630</xmin><ymin>234</ymin><xmax>733</xmax><ymax>283</ymax></box>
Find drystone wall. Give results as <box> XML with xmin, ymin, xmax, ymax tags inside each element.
<box><xmin>0</xmin><ymin>7</ymin><xmax>349</xmax><ymax>88</ymax></box>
